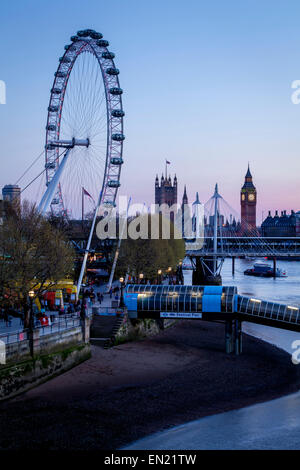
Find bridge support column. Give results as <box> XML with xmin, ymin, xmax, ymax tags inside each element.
<box><xmin>273</xmin><ymin>257</ymin><xmax>277</xmax><ymax>278</ymax></box>
<box><xmin>234</xmin><ymin>320</ymin><xmax>242</xmax><ymax>355</ymax></box>
<box><xmin>192</xmin><ymin>257</ymin><xmax>222</xmax><ymax>286</ymax></box>
<box><xmin>225</xmin><ymin>320</ymin><xmax>234</xmax><ymax>354</ymax></box>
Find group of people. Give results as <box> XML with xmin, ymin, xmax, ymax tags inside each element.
<box><xmin>82</xmin><ymin>284</ymin><xmax>121</xmax><ymax>306</ymax></box>
<box><xmin>0</xmin><ymin>308</ymin><xmax>20</xmax><ymax>327</ymax></box>
<box><xmin>0</xmin><ymin>280</ymin><xmax>123</xmax><ymax>331</ymax></box>
<box><xmin>82</xmin><ymin>287</ymin><xmax>105</xmax><ymax>304</ymax></box>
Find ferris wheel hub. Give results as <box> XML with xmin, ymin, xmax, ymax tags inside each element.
<box><xmin>48</xmin><ymin>138</ymin><xmax>90</xmax><ymax>149</ymax></box>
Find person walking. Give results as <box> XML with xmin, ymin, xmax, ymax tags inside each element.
<box><xmin>4</xmin><ymin>309</ymin><xmax>9</xmax><ymax>327</ymax></box>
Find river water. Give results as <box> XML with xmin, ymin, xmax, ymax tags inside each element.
<box><xmin>184</xmin><ymin>258</ymin><xmax>300</xmax><ymax>355</ymax></box>
<box><xmin>184</xmin><ymin>257</ymin><xmax>300</xmax><ymax>307</ymax></box>
<box><xmin>124</xmin><ymin>258</ymin><xmax>300</xmax><ymax>450</ymax></box>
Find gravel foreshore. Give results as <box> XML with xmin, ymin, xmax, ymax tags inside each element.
<box><xmin>1</xmin><ymin>319</ymin><xmax>300</xmax><ymax>450</ymax></box>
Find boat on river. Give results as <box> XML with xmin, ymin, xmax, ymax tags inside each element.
<box><xmin>244</xmin><ymin>263</ymin><xmax>287</xmax><ymax>278</ymax></box>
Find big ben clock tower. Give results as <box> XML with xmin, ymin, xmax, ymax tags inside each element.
<box><xmin>241</xmin><ymin>165</ymin><xmax>257</xmax><ymax>233</ymax></box>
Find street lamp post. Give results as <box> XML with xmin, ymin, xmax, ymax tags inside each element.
<box><xmin>28</xmin><ymin>290</ymin><xmax>35</xmax><ymax>357</ymax></box>
<box><xmin>157</xmin><ymin>269</ymin><xmax>162</xmax><ymax>284</ymax></box>
<box><xmin>167</xmin><ymin>267</ymin><xmax>172</xmax><ymax>285</ymax></box>
<box><xmin>119</xmin><ymin>277</ymin><xmax>125</xmax><ymax>308</ymax></box>
<box><xmin>139</xmin><ymin>273</ymin><xmax>144</xmax><ymax>284</ymax></box>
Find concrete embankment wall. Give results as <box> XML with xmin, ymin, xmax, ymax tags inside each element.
<box><xmin>114</xmin><ymin>315</ymin><xmax>176</xmax><ymax>345</ymax></box>
<box><xmin>0</xmin><ymin>319</ymin><xmax>91</xmax><ymax>401</ymax></box>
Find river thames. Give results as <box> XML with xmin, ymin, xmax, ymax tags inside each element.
<box><xmin>125</xmin><ymin>258</ymin><xmax>300</xmax><ymax>450</ymax></box>
<box><xmin>185</xmin><ymin>257</ymin><xmax>300</xmax><ymax>307</ymax></box>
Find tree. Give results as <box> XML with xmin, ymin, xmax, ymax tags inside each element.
<box><xmin>0</xmin><ymin>201</ymin><xmax>75</xmax><ymax>326</ymax></box>
<box><xmin>116</xmin><ymin>213</ymin><xmax>185</xmax><ymax>281</ymax></box>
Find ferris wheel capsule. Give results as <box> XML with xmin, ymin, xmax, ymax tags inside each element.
<box><xmin>112</xmin><ymin>133</ymin><xmax>125</xmax><ymax>141</ymax></box>
<box><xmin>90</xmin><ymin>32</ymin><xmax>103</xmax><ymax>39</ymax></box>
<box><xmin>59</xmin><ymin>56</ymin><xmax>71</xmax><ymax>63</ymax></box>
<box><xmin>77</xmin><ymin>30</ymin><xmax>89</xmax><ymax>37</ymax></box>
<box><xmin>45</xmin><ymin>162</ymin><xmax>56</xmax><ymax>169</ymax></box>
<box><xmin>110</xmin><ymin>157</ymin><xmax>124</xmax><ymax>165</ymax></box>
<box><xmin>103</xmin><ymin>200</ymin><xmax>117</xmax><ymax>208</ymax></box>
<box><xmin>108</xmin><ymin>180</ymin><xmax>121</xmax><ymax>188</ymax></box>
<box><xmin>86</xmin><ymin>29</ymin><xmax>96</xmax><ymax>36</ymax></box>
<box><xmin>51</xmin><ymin>87</ymin><xmax>61</xmax><ymax>94</ymax></box>
<box><xmin>48</xmin><ymin>105</ymin><xmax>59</xmax><ymax>112</ymax></box>
<box><xmin>106</xmin><ymin>67</ymin><xmax>120</xmax><ymax>75</ymax></box>
<box><xmin>102</xmin><ymin>51</ymin><xmax>115</xmax><ymax>59</ymax></box>
<box><xmin>111</xmin><ymin>109</ymin><xmax>125</xmax><ymax>117</ymax></box>
<box><xmin>97</xmin><ymin>39</ymin><xmax>109</xmax><ymax>47</ymax></box>
<box><xmin>55</xmin><ymin>71</ymin><xmax>67</xmax><ymax>78</ymax></box>
<box><xmin>110</xmin><ymin>87</ymin><xmax>123</xmax><ymax>95</ymax></box>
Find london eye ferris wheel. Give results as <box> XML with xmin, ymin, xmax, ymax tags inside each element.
<box><xmin>44</xmin><ymin>28</ymin><xmax>124</xmax><ymax>219</ymax></box>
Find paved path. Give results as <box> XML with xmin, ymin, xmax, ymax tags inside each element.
<box><xmin>0</xmin><ymin>280</ymin><xmax>120</xmax><ymax>337</ymax></box>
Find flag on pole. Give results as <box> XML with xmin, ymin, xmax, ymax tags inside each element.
<box><xmin>165</xmin><ymin>159</ymin><xmax>171</xmax><ymax>179</ymax></box>
<box><xmin>82</xmin><ymin>187</ymin><xmax>95</xmax><ymax>203</ymax></box>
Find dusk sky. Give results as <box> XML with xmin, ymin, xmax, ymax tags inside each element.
<box><xmin>1</xmin><ymin>0</ymin><xmax>300</xmax><ymax>223</ymax></box>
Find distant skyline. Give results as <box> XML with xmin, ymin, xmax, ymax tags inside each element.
<box><xmin>1</xmin><ymin>0</ymin><xmax>300</xmax><ymax>223</ymax></box>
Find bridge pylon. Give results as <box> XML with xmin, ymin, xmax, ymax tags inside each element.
<box><xmin>192</xmin><ymin>256</ymin><xmax>222</xmax><ymax>286</ymax></box>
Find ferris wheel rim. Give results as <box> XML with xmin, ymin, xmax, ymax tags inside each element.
<box><xmin>45</xmin><ymin>30</ymin><xmax>124</xmax><ymax>218</ymax></box>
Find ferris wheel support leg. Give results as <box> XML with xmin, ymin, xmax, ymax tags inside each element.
<box><xmin>38</xmin><ymin>148</ymin><xmax>71</xmax><ymax>216</ymax></box>
<box><xmin>76</xmin><ymin>190</ymin><xmax>103</xmax><ymax>301</ymax></box>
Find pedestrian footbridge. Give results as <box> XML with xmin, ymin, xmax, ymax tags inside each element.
<box><xmin>123</xmin><ymin>284</ymin><xmax>300</xmax><ymax>354</ymax></box>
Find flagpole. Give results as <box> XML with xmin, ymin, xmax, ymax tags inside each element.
<box><xmin>82</xmin><ymin>187</ymin><xmax>84</xmax><ymax>224</ymax></box>
<box><xmin>165</xmin><ymin>159</ymin><xmax>167</xmax><ymax>180</ymax></box>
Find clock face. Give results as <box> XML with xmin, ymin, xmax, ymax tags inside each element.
<box><xmin>248</xmin><ymin>193</ymin><xmax>255</xmax><ymax>202</ymax></box>
<box><xmin>241</xmin><ymin>194</ymin><xmax>245</xmax><ymax>201</ymax></box>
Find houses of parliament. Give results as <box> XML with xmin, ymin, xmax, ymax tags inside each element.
<box><xmin>154</xmin><ymin>166</ymin><xmax>258</xmax><ymax>234</ymax></box>
<box><xmin>155</xmin><ymin>166</ymin><xmax>300</xmax><ymax>237</ymax></box>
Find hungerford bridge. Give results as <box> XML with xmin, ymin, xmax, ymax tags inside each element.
<box><xmin>187</xmin><ymin>237</ymin><xmax>300</xmax><ymax>258</ymax></box>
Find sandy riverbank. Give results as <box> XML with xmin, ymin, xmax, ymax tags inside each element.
<box><xmin>1</xmin><ymin>319</ymin><xmax>300</xmax><ymax>450</ymax></box>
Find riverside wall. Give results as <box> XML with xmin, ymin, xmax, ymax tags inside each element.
<box><xmin>0</xmin><ymin>318</ymin><xmax>91</xmax><ymax>400</ymax></box>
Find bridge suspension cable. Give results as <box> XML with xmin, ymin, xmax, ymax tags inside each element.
<box><xmin>200</xmin><ymin>185</ymin><xmax>280</xmax><ymax>259</ymax></box>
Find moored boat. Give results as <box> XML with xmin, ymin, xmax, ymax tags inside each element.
<box><xmin>244</xmin><ymin>263</ymin><xmax>287</xmax><ymax>278</ymax></box>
